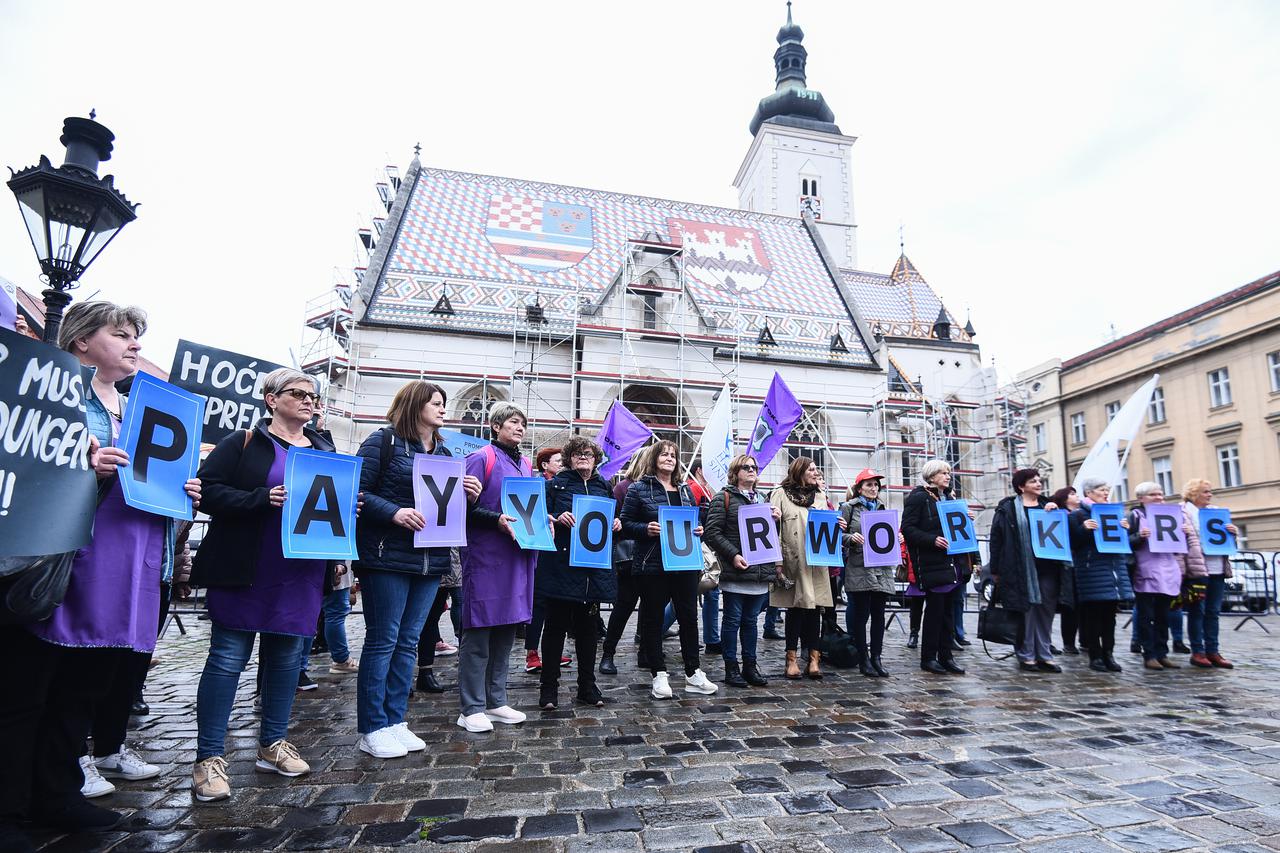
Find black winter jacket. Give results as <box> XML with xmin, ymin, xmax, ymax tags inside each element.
<box><xmin>901</xmin><ymin>485</ymin><xmax>965</xmax><ymax>591</ymax></box>
<box><xmin>703</xmin><ymin>486</ymin><xmax>776</xmax><ymax>583</ymax></box>
<box><xmin>355</xmin><ymin>427</ymin><xmax>452</xmax><ymax>577</ymax></box>
<box><xmin>620</xmin><ymin>475</ymin><xmax>704</xmax><ymax>576</ymax></box>
<box><xmin>534</xmin><ymin>469</ymin><xmax>618</xmax><ymax>603</ymax></box>
<box><xmin>988</xmin><ymin>495</ymin><xmax>1069</xmax><ymax>612</ymax></box>
<box><xmin>193</xmin><ymin>420</ymin><xmax>335</xmax><ymax>588</ymax></box>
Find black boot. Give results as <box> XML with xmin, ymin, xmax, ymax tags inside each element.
<box><xmin>859</xmin><ymin>655</ymin><xmax>877</xmax><ymax>677</ymax></box>
<box><xmin>130</xmin><ymin>691</ymin><xmax>150</xmax><ymax>716</ymax></box>
<box><xmin>742</xmin><ymin>659</ymin><xmax>768</xmax><ymax>686</ymax></box>
<box><xmin>907</xmin><ymin>632</ymin><xmax>919</xmax><ymax>649</ymax></box>
<box><xmin>1089</xmin><ymin>657</ymin><xmax>1109</xmax><ymax>673</ymax></box>
<box><xmin>871</xmin><ymin>656</ymin><xmax>889</xmax><ymax>677</ymax></box>
<box><xmin>415</xmin><ymin>668</ymin><xmax>444</xmax><ymax>693</ymax></box>
<box><xmin>598</xmin><ymin>654</ymin><xmax>617</xmax><ymax>675</ymax></box>
<box><xmin>1104</xmin><ymin>656</ymin><xmax>1123</xmax><ymax>672</ymax></box>
<box><xmin>723</xmin><ymin>660</ymin><xmax>749</xmax><ymax>688</ymax></box>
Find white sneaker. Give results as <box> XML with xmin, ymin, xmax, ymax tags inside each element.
<box><xmin>95</xmin><ymin>746</ymin><xmax>161</xmax><ymax>781</ymax></box>
<box><xmin>684</xmin><ymin>669</ymin><xmax>719</xmax><ymax>695</ymax></box>
<box><xmin>457</xmin><ymin>712</ymin><xmax>494</xmax><ymax>733</ymax></box>
<box><xmin>651</xmin><ymin>671</ymin><xmax>673</xmax><ymax>699</ymax></box>
<box><xmin>435</xmin><ymin>640</ymin><xmax>458</xmax><ymax>656</ymax></box>
<box><xmin>390</xmin><ymin>722</ymin><xmax>426</xmax><ymax>752</ymax></box>
<box><xmin>484</xmin><ymin>705</ymin><xmax>527</xmax><ymax>725</ymax></box>
<box><xmin>357</xmin><ymin>727</ymin><xmax>408</xmax><ymax>759</ymax></box>
<box><xmin>79</xmin><ymin>755</ymin><xmax>115</xmax><ymax>798</ymax></box>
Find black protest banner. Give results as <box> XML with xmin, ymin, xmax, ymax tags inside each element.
<box><xmin>0</xmin><ymin>328</ymin><xmax>98</xmax><ymax>556</ymax></box>
<box><xmin>168</xmin><ymin>340</ymin><xmax>287</xmax><ymax>444</ymax></box>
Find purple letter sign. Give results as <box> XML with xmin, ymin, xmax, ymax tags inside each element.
<box><xmin>1145</xmin><ymin>504</ymin><xmax>1187</xmax><ymax>554</ymax></box>
<box><xmin>860</xmin><ymin>509</ymin><xmax>900</xmax><ymax>568</ymax></box>
<box><xmin>737</xmin><ymin>502</ymin><xmax>781</xmax><ymax>565</ymax></box>
<box><xmin>413</xmin><ymin>454</ymin><xmax>467</xmax><ymax>547</ymax></box>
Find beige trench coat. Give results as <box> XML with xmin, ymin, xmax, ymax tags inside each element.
<box><xmin>768</xmin><ymin>487</ymin><xmax>834</xmax><ymax>610</ymax></box>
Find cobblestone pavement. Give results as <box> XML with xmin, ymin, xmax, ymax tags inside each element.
<box><xmin>30</xmin><ymin>608</ymin><xmax>1280</xmax><ymax>852</ymax></box>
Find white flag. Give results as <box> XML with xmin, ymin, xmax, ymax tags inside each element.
<box><xmin>1072</xmin><ymin>374</ymin><xmax>1159</xmax><ymax>493</ymax></box>
<box><xmin>701</xmin><ymin>382</ymin><xmax>734</xmax><ymax>491</ymax></box>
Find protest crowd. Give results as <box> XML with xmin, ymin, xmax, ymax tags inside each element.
<box><xmin>0</xmin><ymin>302</ymin><xmax>1244</xmax><ymax>850</ymax></box>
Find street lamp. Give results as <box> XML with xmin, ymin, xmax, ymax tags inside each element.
<box><xmin>7</xmin><ymin>111</ymin><xmax>138</xmax><ymax>344</ymax></box>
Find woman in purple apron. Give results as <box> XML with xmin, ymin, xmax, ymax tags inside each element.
<box><xmin>189</xmin><ymin>368</ymin><xmax>337</xmax><ymax>802</ymax></box>
<box><xmin>3</xmin><ymin>302</ymin><xmax>199</xmax><ymax>845</ymax></box>
<box><xmin>456</xmin><ymin>402</ymin><xmax>538</xmax><ymax>733</ymax></box>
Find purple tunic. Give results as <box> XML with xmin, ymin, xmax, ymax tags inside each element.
<box><xmin>30</xmin><ymin>477</ymin><xmax>165</xmax><ymax>653</ymax></box>
<box><xmin>206</xmin><ymin>440</ymin><xmax>324</xmax><ymax>637</ymax></box>
<box><xmin>460</xmin><ymin>445</ymin><xmax>537</xmax><ymax>629</ymax></box>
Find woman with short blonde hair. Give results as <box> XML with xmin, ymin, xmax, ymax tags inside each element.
<box><xmin>1181</xmin><ymin>478</ymin><xmax>1238</xmax><ymax>668</ymax></box>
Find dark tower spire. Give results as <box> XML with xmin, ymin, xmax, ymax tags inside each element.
<box><xmin>749</xmin><ymin>3</ymin><xmax>838</xmax><ymax>136</ymax></box>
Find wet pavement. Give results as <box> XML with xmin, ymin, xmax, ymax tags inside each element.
<box><xmin>30</xmin><ymin>607</ymin><xmax>1280</xmax><ymax>852</ymax></box>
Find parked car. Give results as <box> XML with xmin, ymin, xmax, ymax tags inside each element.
<box><xmin>1223</xmin><ymin>551</ymin><xmax>1272</xmax><ymax>613</ymax></box>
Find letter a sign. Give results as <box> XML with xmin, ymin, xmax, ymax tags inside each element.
<box><xmin>282</xmin><ymin>447</ymin><xmax>362</xmax><ymax>560</ymax></box>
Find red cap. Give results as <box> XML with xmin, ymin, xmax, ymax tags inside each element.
<box><xmin>853</xmin><ymin>468</ymin><xmax>884</xmax><ymax>488</ymax></box>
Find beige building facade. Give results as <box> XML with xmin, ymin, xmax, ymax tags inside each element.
<box><xmin>1019</xmin><ymin>269</ymin><xmax>1280</xmax><ymax>550</ymax></box>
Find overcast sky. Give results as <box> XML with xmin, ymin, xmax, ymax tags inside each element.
<box><xmin>2</xmin><ymin>1</ymin><xmax>1277</xmax><ymax>382</ymax></box>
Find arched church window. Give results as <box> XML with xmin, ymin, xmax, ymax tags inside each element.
<box><xmin>787</xmin><ymin>405</ymin><xmax>829</xmax><ymax>480</ymax></box>
<box><xmin>457</xmin><ymin>385</ymin><xmax>508</xmax><ymax>438</ymax></box>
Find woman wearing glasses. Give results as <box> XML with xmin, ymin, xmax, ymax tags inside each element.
<box><xmin>189</xmin><ymin>369</ymin><xmax>338</xmax><ymax>802</ymax></box>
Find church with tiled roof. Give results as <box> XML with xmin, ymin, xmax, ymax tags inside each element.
<box><xmin>309</xmin><ymin>5</ymin><xmax>1012</xmax><ymax>510</ymax></box>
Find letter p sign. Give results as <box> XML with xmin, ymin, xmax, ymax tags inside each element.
<box><xmin>117</xmin><ymin>372</ymin><xmax>206</xmax><ymax>520</ymax></box>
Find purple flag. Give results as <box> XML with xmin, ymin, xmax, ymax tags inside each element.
<box><xmin>413</xmin><ymin>454</ymin><xmax>467</xmax><ymax>547</ymax></box>
<box><xmin>1145</xmin><ymin>504</ymin><xmax>1188</xmax><ymax>554</ymax></box>
<box><xmin>746</xmin><ymin>372</ymin><xmax>804</xmax><ymax>470</ymax></box>
<box><xmin>597</xmin><ymin>401</ymin><xmax>653</xmax><ymax>479</ymax></box>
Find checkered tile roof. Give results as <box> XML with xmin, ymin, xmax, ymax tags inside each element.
<box><xmin>839</xmin><ymin>257</ymin><xmax>958</xmax><ymax>338</ymax></box>
<box><xmin>364</xmin><ymin>166</ymin><xmax>875</xmax><ymax>363</ymax></box>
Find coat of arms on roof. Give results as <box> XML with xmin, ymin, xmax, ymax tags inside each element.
<box><xmin>485</xmin><ymin>194</ymin><xmax>594</xmax><ymax>273</ymax></box>
<box><xmin>668</xmin><ymin>218</ymin><xmax>772</xmax><ymax>295</ymax></box>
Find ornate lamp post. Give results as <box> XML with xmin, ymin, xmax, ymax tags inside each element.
<box><xmin>7</xmin><ymin>112</ymin><xmax>138</xmax><ymax>343</ymax></box>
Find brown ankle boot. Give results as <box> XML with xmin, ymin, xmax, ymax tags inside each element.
<box><xmin>785</xmin><ymin>650</ymin><xmax>801</xmax><ymax>679</ymax></box>
<box><xmin>806</xmin><ymin>649</ymin><xmax>823</xmax><ymax>680</ymax></box>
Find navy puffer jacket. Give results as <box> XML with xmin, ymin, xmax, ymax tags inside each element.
<box><xmin>534</xmin><ymin>469</ymin><xmax>618</xmax><ymax>603</ymax></box>
<box><xmin>620</xmin><ymin>475</ymin><xmax>704</xmax><ymax>575</ymax></box>
<box><xmin>1068</xmin><ymin>505</ymin><xmax>1134</xmax><ymax>603</ymax></box>
<box><xmin>355</xmin><ymin>427</ymin><xmax>452</xmax><ymax>577</ymax></box>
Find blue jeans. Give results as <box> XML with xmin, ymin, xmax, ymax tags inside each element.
<box><xmin>702</xmin><ymin>589</ymin><xmax>720</xmax><ymax>645</ymax></box>
<box><xmin>196</xmin><ymin>624</ymin><xmax>306</xmax><ymax>760</ymax></box>
<box><xmin>953</xmin><ymin>589</ymin><xmax>967</xmax><ymax>640</ymax></box>
<box><xmin>1189</xmin><ymin>576</ymin><xmax>1226</xmax><ymax>655</ymax></box>
<box><xmin>324</xmin><ymin>588</ymin><xmax>352</xmax><ymax>663</ymax></box>
<box><xmin>720</xmin><ymin>591</ymin><xmax>767</xmax><ymax>663</ymax></box>
<box><xmin>764</xmin><ymin>606</ymin><xmax>780</xmax><ymax>634</ymax></box>
<box><xmin>356</xmin><ymin>571</ymin><xmax>440</xmax><ymax>734</ymax></box>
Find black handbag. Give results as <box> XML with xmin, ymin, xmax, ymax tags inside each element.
<box><xmin>977</xmin><ymin>604</ymin><xmax>1021</xmax><ymax>646</ymax></box>
<box><xmin>0</xmin><ymin>551</ymin><xmax>77</xmax><ymax>625</ymax></box>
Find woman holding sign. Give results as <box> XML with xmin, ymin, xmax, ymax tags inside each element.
<box><xmin>703</xmin><ymin>454</ymin><xmax>779</xmax><ymax>689</ymax></box>
<box><xmin>988</xmin><ymin>469</ymin><xmax>1067</xmax><ymax>673</ymax></box>
<box><xmin>840</xmin><ymin>469</ymin><xmax>898</xmax><ymax>678</ymax></box>
<box><xmin>1181</xmin><ymin>479</ymin><xmax>1237</xmax><ymax>669</ymax></box>
<box><xmin>770</xmin><ymin>457</ymin><xmax>836</xmax><ymax>681</ymax></box>
<box><xmin>537</xmin><ymin>437</ymin><xmax>619</xmax><ymax>708</ymax></box>
<box><xmin>7</xmin><ymin>302</ymin><xmax>201</xmax><ymax>835</ymax></box>
<box><xmin>353</xmin><ymin>380</ymin><xmax>482</xmax><ymax>757</ymax></box>
<box><xmin>901</xmin><ymin>460</ymin><xmax>968</xmax><ymax>676</ymax></box>
<box><xmin>1128</xmin><ymin>482</ymin><xmax>1195</xmax><ymax>670</ymax></box>
<box><xmin>190</xmin><ymin>368</ymin><xmax>330</xmax><ymax>802</ymax></box>
<box><xmin>1067</xmin><ymin>478</ymin><xmax>1132</xmax><ymax>673</ymax></box>
<box><xmin>621</xmin><ymin>439</ymin><xmax>718</xmax><ymax>699</ymax></box>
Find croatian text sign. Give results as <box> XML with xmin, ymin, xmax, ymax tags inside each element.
<box><xmin>168</xmin><ymin>340</ymin><xmax>287</xmax><ymax>445</ymax></box>
<box><xmin>0</xmin><ymin>329</ymin><xmax>97</xmax><ymax>556</ymax></box>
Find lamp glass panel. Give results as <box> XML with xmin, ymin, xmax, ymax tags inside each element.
<box><xmin>15</xmin><ymin>186</ymin><xmax>50</xmax><ymax>261</ymax></box>
<box><xmin>77</xmin><ymin>205</ymin><xmax>126</xmax><ymax>269</ymax></box>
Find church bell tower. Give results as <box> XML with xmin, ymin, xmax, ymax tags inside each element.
<box><xmin>733</xmin><ymin>2</ymin><xmax>858</xmax><ymax>269</ymax></box>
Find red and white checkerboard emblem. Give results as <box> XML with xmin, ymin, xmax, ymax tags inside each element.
<box><xmin>485</xmin><ymin>195</ymin><xmax>594</xmax><ymax>273</ymax></box>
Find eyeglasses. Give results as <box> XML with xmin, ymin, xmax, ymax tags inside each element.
<box><xmin>740</xmin><ymin>465</ymin><xmax>758</xmax><ymax>472</ymax></box>
<box><xmin>572</xmin><ymin>451</ymin><xmax>595</xmax><ymax>460</ymax></box>
<box><xmin>278</xmin><ymin>389</ymin><xmax>320</xmax><ymax>403</ymax></box>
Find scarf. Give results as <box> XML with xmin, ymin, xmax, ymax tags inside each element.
<box><xmin>1013</xmin><ymin>499</ymin><xmax>1042</xmax><ymax>605</ymax></box>
<box><xmin>783</xmin><ymin>484</ymin><xmax>819</xmax><ymax>508</ymax></box>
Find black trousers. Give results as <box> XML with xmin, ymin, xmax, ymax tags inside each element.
<box><xmin>98</xmin><ymin>581</ymin><xmax>173</xmax><ymax>757</ymax></box>
<box><xmin>907</xmin><ymin>596</ymin><xmax>925</xmax><ymax>635</ymax></box>
<box><xmin>637</xmin><ymin>572</ymin><xmax>700</xmax><ymax>677</ymax></box>
<box><xmin>1135</xmin><ymin>592</ymin><xmax>1172</xmax><ymax>661</ymax></box>
<box><xmin>1077</xmin><ymin>600</ymin><xmax>1117</xmax><ymax>660</ymax></box>
<box><xmin>526</xmin><ymin>592</ymin><xmax>548</xmax><ymax>652</ymax></box>
<box><xmin>417</xmin><ymin>584</ymin><xmax>452</xmax><ymax>668</ymax></box>
<box><xmin>602</xmin><ymin>564</ymin><xmax>641</xmax><ymax>657</ymax></box>
<box><xmin>1</xmin><ymin>627</ymin><xmax>130</xmax><ymax>819</ymax></box>
<box><xmin>851</xmin><ymin>591</ymin><xmax>888</xmax><ymax>658</ymax></box>
<box><xmin>1059</xmin><ymin>605</ymin><xmax>1078</xmax><ymax>647</ymax></box>
<box><xmin>784</xmin><ymin>607</ymin><xmax>820</xmax><ymax>652</ymax></box>
<box><xmin>540</xmin><ymin>599</ymin><xmax>599</xmax><ymax>692</ymax></box>
<box><xmin>921</xmin><ymin>588</ymin><xmax>959</xmax><ymax>664</ymax></box>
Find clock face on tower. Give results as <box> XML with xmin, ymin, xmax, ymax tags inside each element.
<box><xmin>799</xmin><ymin>195</ymin><xmax>823</xmax><ymax>220</ymax></box>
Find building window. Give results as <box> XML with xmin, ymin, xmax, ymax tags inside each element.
<box><xmin>787</xmin><ymin>406</ymin><xmax>827</xmax><ymax>479</ymax></box>
<box><xmin>1032</xmin><ymin>423</ymin><xmax>1046</xmax><ymax>454</ymax></box>
<box><xmin>1113</xmin><ymin>465</ymin><xmax>1129</xmax><ymax>503</ymax></box>
<box><xmin>1208</xmin><ymin>367</ymin><xmax>1232</xmax><ymax>408</ymax></box>
<box><xmin>1104</xmin><ymin>401</ymin><xmax>1121</xmax><ymax>423</ymax></box>
<box><xmin>1217</xmin><ymin>443</ymin><xmax>1242</xmax><ymax>488</ymax></box>
<box><xmin>458</xmin><ymin>387</ymin><xmax>506</xmax><ymax>438</ymax></box>
<box><xmin>1153</xmin><ymin>456</ymin><xmax>1174</xmax><ymax>497</ymax></box>
<box><xmin>642</xmin><ymin>292</ymin><xmax>658</xmax><ymax>330</ymax></box>
<box><xmin>1148</xmin><ymin>386</ymin><xmax>1166</xmax><ymax>425</ymax></box>
<box><xmin>1269</xmin><ymin>352</ymin><xmax>1280</xmax><ymax>393</ymax></box>
<box><xmin>1070</xmin><ymin>412</ymin><xmax>1086</xmax><ymax>445</ymax></box>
